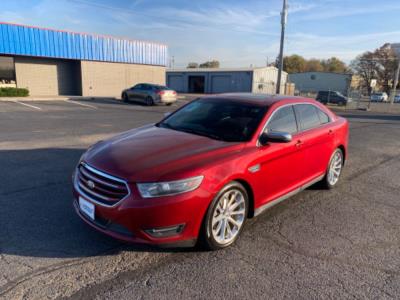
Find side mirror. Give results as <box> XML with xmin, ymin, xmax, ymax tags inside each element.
<box><xmin>259</xmin><ymin>131</ymin><xmax>292</xmax><ymax>145</ymax></box>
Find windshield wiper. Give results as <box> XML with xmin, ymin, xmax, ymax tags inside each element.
<box><xmin>177</xmin><ymin>127</ymin><xmax>224</xmax><ymax>141</ymax></box>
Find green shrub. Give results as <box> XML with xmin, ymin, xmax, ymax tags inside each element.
<box><xmin>0</xmin><ymin>87</ymin><xmax>29</xmax><ymax>97</ymax></box>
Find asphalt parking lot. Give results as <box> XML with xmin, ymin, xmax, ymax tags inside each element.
<box><xmin>1</xmin><ymin>98</ymin><xmax>400</xmax><ymax>299</ymax></box>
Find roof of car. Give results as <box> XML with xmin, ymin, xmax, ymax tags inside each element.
<box><xmin>199</xmin><ymin>93</ymin><xmax>312</xmax><ymax>106</ymax></box>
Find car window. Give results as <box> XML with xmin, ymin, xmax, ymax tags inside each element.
<box><xmin>133</xmin><ymin>84</ymin><xmax>142</xmax><ymax>89</ymax></box>
<box><xmin>294</xmin><ymin>104</ymin><xmax>321</xmax><ymax>131</ymax></box>
<box><xmin>266</xmin><ymin>106</ymin><xmax>298</xmax><ymax>134</ymax></box>
<box><xmin>316</xmin><ymin>108</ymin><xmax>330</xmax><ymax>124</ymax></box>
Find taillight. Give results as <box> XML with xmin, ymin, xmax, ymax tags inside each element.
<box><xmin>172</xmin><ymin>91</ymin><xmax>176</xmax><ymax>95</ymax></box>
<box><xmin>157</xmin><ymin>90</ymin><xmax>165</xmax><ymax>95</ymax></box>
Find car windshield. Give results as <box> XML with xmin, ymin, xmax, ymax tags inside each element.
<box><xmin>157</xmin><ymin>98</ymin><xmax>268</xmax><ymax>142</ymax></box>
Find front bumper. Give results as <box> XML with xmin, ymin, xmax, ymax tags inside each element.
<box><xmin>72</xmin><ymin>175</ymin><xmax>211</xmax><ymax>247</ymax></box>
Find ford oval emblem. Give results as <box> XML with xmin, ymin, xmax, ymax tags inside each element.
<box><xmin>87</xmin><ymin>180</ymin><xmax>95</xmax><ymax>189</ymax></box>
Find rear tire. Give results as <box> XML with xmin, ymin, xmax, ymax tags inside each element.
<box><xmin>321</xmin><ymin>148</ymin><xmax>344</xmax><ymax>189</ymax></box>
<box><xmin>166</xmin><ymin>103</ymin><xmax>173</xmax><ymax>106</ymax></box>
<box><xmin>200</xmin><ymin>181</ymin><xmax>248</xmax><ymax>250</ymax></box>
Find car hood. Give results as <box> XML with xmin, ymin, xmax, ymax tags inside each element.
<box><xmin>84</xmin><ymin>125</ymin><xmax>244</xmax><ymax>182</ymax></box>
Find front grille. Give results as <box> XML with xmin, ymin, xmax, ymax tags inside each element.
<box><xmin>76</xmin><ymin>163</ymin><xmax>129</xmax><ymax>206</ymax></box>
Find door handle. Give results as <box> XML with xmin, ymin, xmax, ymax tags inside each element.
<box><xmin>295</xmin><ymin>140</ymin><xmax>303</xmax><ymax>147</ymax></box>
<box><xmin>328</xmin><ymin>129</ymin><xmax>334</xmax><ymax>135</ymax></box>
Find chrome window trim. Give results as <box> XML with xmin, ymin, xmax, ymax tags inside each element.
<box><xmin>257</xmin><ymin>102</ymin><xmax>332</xmax><ymax>146</ymax></box>
<box><xmin>75</xmin><ymin>162</ymin><xmax>131</xmax><ymax>208</ymax></box>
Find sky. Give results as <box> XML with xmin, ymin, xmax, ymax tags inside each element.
<box><xmin>1</xmin><ymin>0</ymin><xmax>400</xmax><ymax>68</ymax></box>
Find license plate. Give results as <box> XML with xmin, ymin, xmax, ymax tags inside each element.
<box><xmin>79</xmin><ymin>197</ymin><xmax>95</xmax><ymax>220</ymax></box>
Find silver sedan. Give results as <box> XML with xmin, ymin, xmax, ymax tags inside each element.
<box><xmin>122</xmin><ymin>83</ymin><xmax>177</xmax><ymax>106</ymax></box>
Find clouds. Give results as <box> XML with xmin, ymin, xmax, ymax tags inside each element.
<box><xmin>0</xmin><ymin>0</ymin><xmax>399</xmax><ymax>67</ymax></box>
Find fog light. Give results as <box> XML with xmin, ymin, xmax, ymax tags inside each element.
<box><xmin>145</xmin><ymin>224</ymin><xmax>185</xmax><ymax>238</ymax></box>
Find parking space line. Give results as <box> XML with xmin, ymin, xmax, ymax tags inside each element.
<box><xmin>64</xmin><ymin>100</ymin><xmax>97</xmax><ymax>109</ymax></box>
<box><xmin>12</xmin><ymin>101</ymin><xmax>42</xmax><ymax>110</ymax></box>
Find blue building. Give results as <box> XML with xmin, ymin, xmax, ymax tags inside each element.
<box><xmin>0</xmin><ymin>22</ymin><xmax>168</xmax><ymax>96</ymax></box>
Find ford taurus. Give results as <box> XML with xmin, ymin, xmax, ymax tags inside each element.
<box><xmin>73</xmin><ymin>94</ymin><xmax>349</xmax><ymax>250</ymax></box>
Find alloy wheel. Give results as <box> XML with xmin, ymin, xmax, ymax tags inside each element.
<box><xmin>211</xmin><ymin>188</ymin><xmax>246</xmax><ymax>245</ymax></box>
<box><xmin>328</xmin><ymin>150</ymin><xmax>343</xmax><ymax>186</ymax></box>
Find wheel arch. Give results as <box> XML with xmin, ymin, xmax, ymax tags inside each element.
<box><xmin>233</xmin><ymin>178</ymin><xmax>255</xmax><ymax>219</ymax></box>
<box><xmin>337</xmin><ymin>145</ymin><xmax>346</xmax><ymax>165</ymax></box>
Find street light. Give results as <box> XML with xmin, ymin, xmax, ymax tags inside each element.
<box><xmin>276</xmin><ymin>0</ymin><xmax>288</xmax><ymax>95</ymax></box>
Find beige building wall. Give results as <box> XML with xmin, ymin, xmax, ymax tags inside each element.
<box><xmin>80</xmin><ymin>61</ymin><xmax>166</xmax><ymax>97</ymax></box>
<box><xmin>252</xmin><ymin>67</ymin><xmax>288</xmax><ymax>94</ymax></box>
<box><xmin>15</xmin><ymin>57</ymin><xmax>81</xmax><ymax>96</ymax></box>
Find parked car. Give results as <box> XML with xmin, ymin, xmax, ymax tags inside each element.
<box><xmin>394</xmin><ymin>94</ymin><xmax>400</xmax><ymax>103</ymax></box>
<box><xmin>121</xmin><ymin>83</ymin><xmax>177</xmax><ymax>106</ymax></box>
<box><xmin>316</xmin><ymin>91</ymin><xmax>349</xmax><ymax>105</ymax></box>
<box><xmin>73</xmin><ymin>94</ymin><xmax>349</xmax><ymax>250</ymax></box>
<box><xmin>370</xmin><ymin>92</ymin><xmax>388</xmax><ymax>102</ymax></box>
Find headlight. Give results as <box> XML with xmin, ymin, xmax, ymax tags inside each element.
<box><xmin>137</xmin><ymin>176</ymin><xmax>204</xmax><ymax>198</ymax></box>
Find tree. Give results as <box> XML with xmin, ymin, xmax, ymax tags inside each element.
<box><xmin>350</xmin><ymin>51</ymin><xmax>380</xmax><ymax>95</ymax></box>
<box><xmin>199</xmin><ymin>60</ymin><xmax>220</xmax><ymax>68</ymax></box>
<box><xmin>305</xmin><ymin>59</ymin><xmax>324</xmax><ymax>72</ymax></box>
<box><xmin>373</xmin><ymin>43</ymin><xmax>399</xmax><ymax>93</ymax></box>
<box><xmin>321</xmin><ymin>57</ymin><xmax>348</xmax><ymax>73</ymax></box>
<box><xmin>186</xmin><ymin>62</ymin><xmax>199</xmax><ymax>69</ymax></box>
<box><xmin>282</xmin><ymin>54</ymin><xmax>306</xmax><ymax>73</ymax></box>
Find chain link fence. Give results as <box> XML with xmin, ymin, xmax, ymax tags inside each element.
<box><xmin>295</xmin><ymin>89</ymin><xmax>400</xmax><ymax>113</ymax></box>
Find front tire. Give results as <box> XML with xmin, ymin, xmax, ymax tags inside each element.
<box><xmin>200</xmin><ymin>181</ymin><xmax>248</xmax><ymax>250</ymax></box>
<box><xmin>122</xmin><ymin>93</ymin><xmax>129</xmax><ymax>102</ymax></box>
<box><xmin>321</xmin><ymin>148</ymin><xmax>344</xmax><ymax>189</ymax></box>
<box><xmin>145</xmin><ymin>96</ymin><xmax>154</xmax><ymax>106</ymax></box>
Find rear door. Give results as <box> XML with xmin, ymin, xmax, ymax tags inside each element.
<box><xmin>293</xmin><ymin>104</ymin><xmax>335</xmax><ymax>182</ymax></box>
<box><xmin>127</xmin><ymin>84</ymin><xmax>142</xmax><ymax>100</ymax></box>
<box><xmin>256</xmin><ymin>105</ymin><xmax>307</xmax><ymax>204</ymax></box>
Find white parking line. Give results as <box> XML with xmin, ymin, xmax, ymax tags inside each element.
<box><xmin>12</xmin><ymin>101</ymin><xmax>42</xmax><ymax>110</ymax></box>
<box><xmin>64</xmin><ymin>100</ymin><xmax>97</xmax><ymax>109</ymax></box>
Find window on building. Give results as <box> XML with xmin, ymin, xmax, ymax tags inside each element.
<box><xmin>0</xmin><ymin>56</ymin><xmax>16</xmax><ymax>85</ymax></box>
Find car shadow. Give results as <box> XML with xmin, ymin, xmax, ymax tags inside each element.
<box><xmin>0</xmin><ymin>148</ymin><xmax>196</xmax><ymax>259</ymax></box>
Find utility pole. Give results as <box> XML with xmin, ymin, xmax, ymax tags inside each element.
<box><xmin>390</xmin><ymin>43</ymin><xmax>400</xmax><ymax>104</ymax></box>
<box><xmin>390</xmin><ymin>60</ymin><xmax>400</xmax><ymax>104</ymax></box>
<box><xmin>276</xmin><ymin>0</ymin><xmax>288</xmax><ymax>95</ymax></box>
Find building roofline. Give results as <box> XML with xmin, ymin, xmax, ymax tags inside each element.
<box><xmin>0</xmin><ymin>21</ymin><xmax>167</xmax><ymax>47</ymax></box>
<box><xmin>289</xmin><ymin>71</ymin><xmax>353</xmax><ymax>76</ymax></box>
<box><xmin>167</xmin><ymin>66</ymin><xmax>287</xmax><ymax>74</ymax></box>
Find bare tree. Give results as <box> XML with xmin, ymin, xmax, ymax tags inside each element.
<box><xmin>374</xmin><ymin>43</ymin><xmax>399</xmax><ymax>93</ymax></box>
<box><xmin>350</xmin><ymin>52</ymin><xmax>379</xmax><ymax>95</ymax></box>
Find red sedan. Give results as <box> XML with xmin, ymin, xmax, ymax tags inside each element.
<box><xmin>73</xmin><ymin>94</ymin><xmax>349</xmax><ymax>250</ymax></box>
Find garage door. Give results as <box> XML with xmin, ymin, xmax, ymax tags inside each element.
<box><xmin>168</xmin><ymin>75</ymin><xmax>184</xmax><ymax>92</ymax></box>
<box><xmin>210</xmin><ymin>75</ymin><xmax>232</xmax><ymax>93</ymax></box>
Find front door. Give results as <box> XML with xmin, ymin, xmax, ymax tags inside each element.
<box><xmin>255</xmin><ymin>105</ymin><xmax>307</xmax><ymax>205</ymax></box>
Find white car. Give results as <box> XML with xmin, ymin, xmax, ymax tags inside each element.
<box><xmin>370</xmin><ymin>92</ymin><xmax>388</xmax><ymax>102</ymax></box>
<box><xmin>394</xmin><ymin>94</ymin><xmax>400</xmax><ymax>103</ymax></box>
